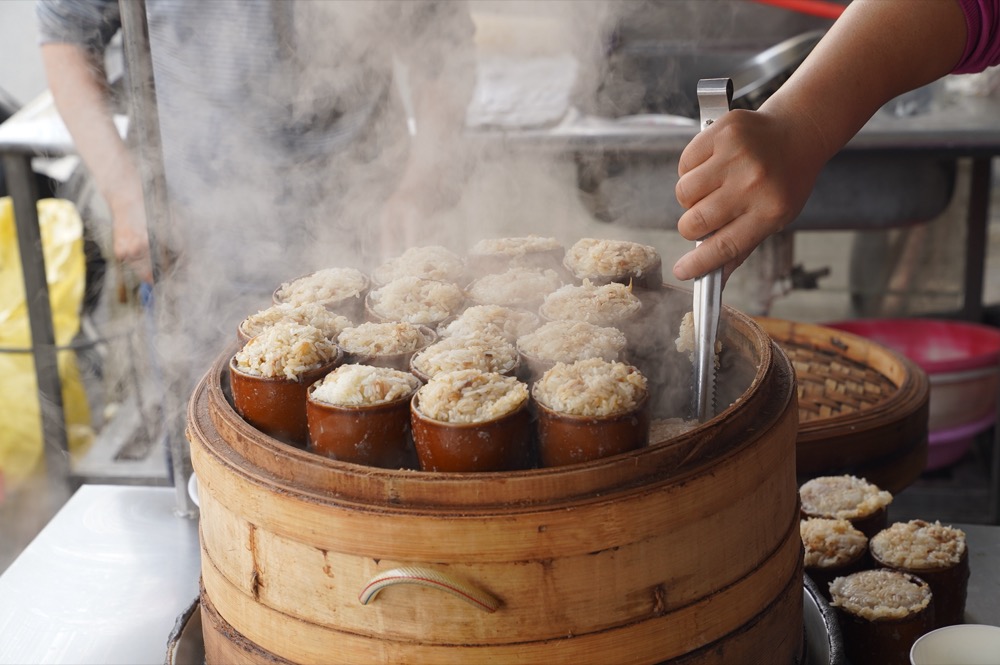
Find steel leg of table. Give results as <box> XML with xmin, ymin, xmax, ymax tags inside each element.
<box><xmin>3</xmin><ymin>153</ymin><xmax>71</xmax><ymax>484</ymax></box>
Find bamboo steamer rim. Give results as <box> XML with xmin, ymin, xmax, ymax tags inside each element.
<box><xmin>756</xmin><ymin>317</ymin><xmax>929</xmax><ymax>439</ymax></box>
<box><xmin>189</xmin><ymin>299</ymin><xmax>794</xmax><ymax>510</ymax></box>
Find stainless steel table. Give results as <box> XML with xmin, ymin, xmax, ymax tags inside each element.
<box><xmin>0</xmin><ymin>484</ymin><xmax>997</xmax><ymax>664</ymax></box>
<box><xmin>0</xmin><ymin>485</ymin><xmax>200</xmax><ymax>665</ymax></box>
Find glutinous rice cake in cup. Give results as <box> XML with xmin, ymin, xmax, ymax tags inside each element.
<box><xmin>829</xmin><ymin>569</ymin><xmax>934</xmax><ymax>665</ymax></box>
<box><xmin>563</xmin><ymin>237</ymin><xmax>662</xmax><ymax>290</ymax></box>
<box><xmin>437</xmin><ymin>305</ymin><xmax>540</xmax><ymax>344</ymax></box>
<box><xmin>466</xmin><ymin>267</ymin><xmax>564</xmax><ymax>310</ymax></box>
<box><xmin>230</xmin><ymin>321</ymin><xmax>343</xmax><ymax>444</ymax></box>
<box><xmin>273</xmin><ymin>267</ymin><xmax>369</xmax><ymax>320</ymax></box>
<box><xmin>238</xmin><ymin>301</ymin><xmax>353</xmax><ymax>345</ymax></box>
<box><xmin>532</xmin><ymin>358</ymin><xmax>650</xmax><ymax>467</ymax></box>
<box><xmin>800</xmin><ymin>474</ymin><xmax>893</xmax><ymax>538</ymax></box>
<box><xmin>869</xmin><ymin>520</ymin><xmax>968</xmax><ymax>629</ymax></box>
<box><xmin>467</xmin><ymin>235</ymin><xmax>564</xmax><ymax>275</ymax></box>
<box><xmin>337</xmin><ymin>321</ymin><xmax>435</xmax><ymax>371</ymax></box>
<box><xmin>366</xmin><ymin>276</ymin><xmax>465</xmax><ymax>326</ymax></box>
<box><xmin>307</xmin><ymin>364</ymin><xmax>420</xmax><ymax>469</ymax></box>
<box><xmin>516</xmin><ymin>320</ymin><xmax>628</xmax><ymax>382</ymax></box>
<box><xmin>539</xmin><ymin>279</ymin><xmax>642</xmax><ymax>328</ymax></box>
<box><xmin>371</xmin><ymin>245</ymin><xmax>465</xmax><ymax>286</ymax></box>
<box><xmin>410</xmin><ymin>334</ymin><xmax>519</xmax><ymax>382</ymax></box>
<box><xmin>410</xmin><ymin>369</ymin><xmax>532</xmax><ymax>472</ymax></box>
<box><xmin>800</xmin><ymin>517</ymin><xmax>869</xmax><ymax>599</ymax></box>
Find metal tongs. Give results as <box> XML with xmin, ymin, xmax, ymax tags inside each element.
<box><xmin>693</xmin><ymin>78</ymin><xmax>733</xmax><ymax>422</ymax></box>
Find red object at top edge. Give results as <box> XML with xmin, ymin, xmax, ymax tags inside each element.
<box><xmin>825</xmin><ymin>318</ymin><xmax>1000</xmax><ymax>375</ymax></box>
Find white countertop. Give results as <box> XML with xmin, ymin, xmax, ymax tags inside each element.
<box><xmin>0</xmin><ymin>484</ymin><xmax>997</xmax><ymax>663</ymax></box>
<box><xmin>0</xmin><ymin>485</ymin><xmax>200</xmax><ymax>665</ymax></box>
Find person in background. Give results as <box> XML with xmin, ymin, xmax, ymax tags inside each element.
<box><xmin>35</xmin><ymin>0</ymin><xmax>475</xmax><ymax>382</ymax></box>
<box><xmin>671</xmin><ymin>0</ymin><xmax>1000</xmax><ymax>285</ymax></box>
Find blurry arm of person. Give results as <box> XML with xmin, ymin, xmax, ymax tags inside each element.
<box><xmin>379</xmin><ymin>1</ymin><xmax>477</xmax><ymax>257</ymax></box>
<box><xmin>671</xmin><ymin>0</ymin><xmax>970</xmax><ymax>283</ymax></box>
<box><xmin>39</xmin><ymin>41</ymin><xmax>152</xmax><ymax>283</ymax></box>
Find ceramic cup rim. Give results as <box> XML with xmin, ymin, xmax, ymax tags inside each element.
<box><xmin>306</xmin><ymin>382</ymin><xmax>419</xmax><ymax>414</ymax></box>
<box><xmin>229</xmin><ymin>349</ymin><xmax>343</xmax><ymax>384</ymax></box>
<box><xmin>533</xmin><ymin>389</ymin><xmax>650</xmax><ymax>424</ymax></box>
<box><xmin>909</xmin><ymin>623</ymin><xmax>1000</xmax><ymax>665</ymax></box>
<box><xmin>411</xmin><ymin>392</ymin><xmax>530</xmax><ymax>430</ymax></box>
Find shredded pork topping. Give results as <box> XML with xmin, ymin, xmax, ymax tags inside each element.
<box><xmin>564</xmin><ymin>237</ymin><xmax>659</xmax><ymax>280</ymax></box>
<box><xmin>540</xmin><ymin>279</ymin><xmax>642</xmax><ymax>327</ymax></box>
<box><xmin>800</xmin><ymin>475</ymin><xmax>893</xmax><ymax>520</ymax></box>
<box><xmin>337</xmin><ymin>322</ymin><xmax>431</xmax><ymax>357</ymax></box>
<box><xmin>372</xmin><ymin>245</ymin><xmax>465</xmax><ymax>285</ymax></box>
<box><xmin>533</xmin><ymin>358</ymin><xmax>647</xmax><ymax>417</ymax></box>
<box><xmin>467</xmin><ymin>267</ymin><xmax>564</xmax><ymax>308</ymax></box>
<box><xmin>438</xmin><ymin>305</ymin><xmax>540</xmax><ymax>342</ymax></box>
<box><xmin>517</xmin><ymin>320</ymin><xmax>627</xmax><ymax>364</ymax></box>
<box><xmin>368</xmin><ymin>277</ymin><xmax>465</xmax><ymax>325</ymax></box>
<box><xmin>801</xmin><ymin>518</ymin><xmax>868</xmax><ymax>568</ymax></box>
<box><xmin>275</xmin><ymin>268</ymin><xmax>368</xmax><ymax>306</ymax></box>
<box><xmin>870</xmin><ymin>520</ymin><xmax>967</xmax><ymax>569</ymax></box>
<box><xmin>310</xmin><ymin>364</ymin><xmax>419</xmax><ymax>406</ymax></box>
<box><xmin>411</xmin><ymin>335</ymin><xmax>519</xmax><ymax>379</ymax></box>
<box><xmin>234</xmin><ymin>321</ymin><xmax>338</xmax><ymax>380</ymax></box>
<box><xmin>241</xmin><ymin>302</ymin><xmax>352</xmax><ymax>340</ymax></box>
<box><xmin>415</xmin><ymin>369</ymin><xmax>528</xmax><ymax>424</ymax></box>
<box><xmin>829</xmin><ymin>569</ymin><xmax>932</xmax><ymax>621</ymax></box>
<box><xmin>469</xmin><ymin>235</ymin><xmax>563</xmax><ymax>258</ymax></box>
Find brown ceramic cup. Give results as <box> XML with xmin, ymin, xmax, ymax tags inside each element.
<box><xmin>409</xmin><ymin>397</ymin><xmax>533</xmax><ymax>473</ymax></box>
<box><xmin>272</xmin><ymin>273</ymin><xmax>369</xmax><ymax>324</ymax></box>
<box><xmin>872</xmin><ymin>543</ymin><xmax>970</xmax><ymax>629</ymax></box>
<box><xmin>341</xmin><ymin>325</ymin><xmax>437</xmax><ymax>372</ymax></box>
<box><xmin>534</xmin><ymin>392</ymin><xmax>650</xmax><ymax>467</ymax></box>
<box><xmin>831</xmin><ymin>571</ymin><xmax>936</xmax><ymax>665</ymax></box>
<box><xmin>363</xmin><ymin>279</ymin><xmax>465</xmax><ymax>329</ymax></box>
<box><xmin>229</xmin><ymin>350</ymin><xmax>343</xmax><ymax>446</ymax></box>
<box><xmin>306</xmin><ymin>385</ymin><xmax>418</xmax><ymax>469</ymax></box>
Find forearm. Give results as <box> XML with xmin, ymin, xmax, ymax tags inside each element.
<box><xmin>759</xmin><ymin>0</ymin><xmax>967</xmax><ymax>166</ymax></box>
<box><xmin>41</xmin><ymin>42</ymin><xmax>142</xmax><ymax>209</ymax></box>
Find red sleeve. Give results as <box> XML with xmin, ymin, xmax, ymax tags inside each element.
<box><xmin>953</xmin><ymin>0</ymin><xmax>1000</xmax><ymax>73</ymax></box>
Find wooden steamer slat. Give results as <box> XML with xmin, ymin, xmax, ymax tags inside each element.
<box><xmin>189</xmin><ymin>296</ymin><xmax>804</xmax><ymax>664</ymax></box>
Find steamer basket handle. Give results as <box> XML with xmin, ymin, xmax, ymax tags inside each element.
<box><xmin>358</xmin><ymin>567</ymin><xmax>501</xmax><ymax>614</ymax></box>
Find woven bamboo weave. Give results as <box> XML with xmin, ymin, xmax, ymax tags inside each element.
<box><xmin>756</xmin><ymin>317</ymin><xmax>929</xmax><ymax>494</ymax></box>
<box><xmin>784</xmin><ymin>344</ymin><xmax>897</xmax><ymax>422</ymax></box>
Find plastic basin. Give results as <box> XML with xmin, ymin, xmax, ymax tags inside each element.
<box><xmin>826</xmin><ymin>319</ymin><xmax>1000</xmax><ymax>470</ymax></box>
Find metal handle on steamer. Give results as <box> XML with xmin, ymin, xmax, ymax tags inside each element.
<box><xmin>359</xmin><ymin>566</ymin><xmax>501</xmax><ymax>614</ymax></box>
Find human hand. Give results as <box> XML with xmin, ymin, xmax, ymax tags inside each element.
<box><xmin>672</xmin><ymin>108</ymin><xmax>825</xmax><ymax>283</ymax></box>
<box><xmin>109</xmin><ymin>191</ymin><xmax>153</xmax><ymax>284</ymax></box>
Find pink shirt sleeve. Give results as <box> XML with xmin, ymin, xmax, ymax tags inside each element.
<box><xmin>953</xmin><ymin>0</ymin><xmax>1000</xmax><ymax>73</ymax></box>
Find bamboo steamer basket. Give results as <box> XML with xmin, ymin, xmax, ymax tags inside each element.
<box><xmin>188</xmin><ymin>290</ymin><xmax>803</xmax><ymax>665</ymax></box>
<box><xmin>756</xmin><ymin>317</ymin><xmax>930</xmax><ymax>494</ymax></box>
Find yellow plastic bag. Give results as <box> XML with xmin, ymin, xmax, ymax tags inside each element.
<box><xmin>0</xmin><ymin>197</ymin><xmax>93</xmax><ymax>489</ymax></box>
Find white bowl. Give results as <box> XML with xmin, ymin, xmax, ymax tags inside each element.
<box><xmin>910</xmin><ymin>624</ymin><xmax>1000</xmax><ymax>665</ymax></box>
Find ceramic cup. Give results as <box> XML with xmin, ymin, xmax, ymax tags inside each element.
<box><xmin>910</xmin><ymin>624</ymin><xmax>1000</xmax><ymax>665</ymax></box>
<box><xmin>306</xmin><ymin>385</ymin><xmax>418</xmax><ymax>469</ymax></box>
<box><xmin>410</xmin><ymin>397</ymin><xmax>533</xmax><ymax>473</ymax></box>
<box><xmin>229</xmin><ymin>350</ymin><xmax>343</xmax><ymax>446</ymax></box>
<box><xmin>534</xmin><ymin>392</ymin><xmax>650</xmax><ymax>467</ymax></box>
<box><xmin>341</xmin><ymin>324</ymin><xmax>437</xmax><ymax>372</ymax></box>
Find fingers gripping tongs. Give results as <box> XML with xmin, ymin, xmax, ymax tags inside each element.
<box><xmin>693</xmin><ymin>78</ymin><xmax>733</xmax><ymax>422</ymax></box>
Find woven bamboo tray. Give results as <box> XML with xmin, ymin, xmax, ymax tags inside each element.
<box><xmin>756</xmin><ymin>317</ymin><xmax>930</xmax><ymax>494</ymax></box>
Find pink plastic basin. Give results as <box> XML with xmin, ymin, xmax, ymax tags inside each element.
<box><xmin>826</xmin><ymin>318</ymin><xmax>1000</xmax><ymax>470</ymax></box>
